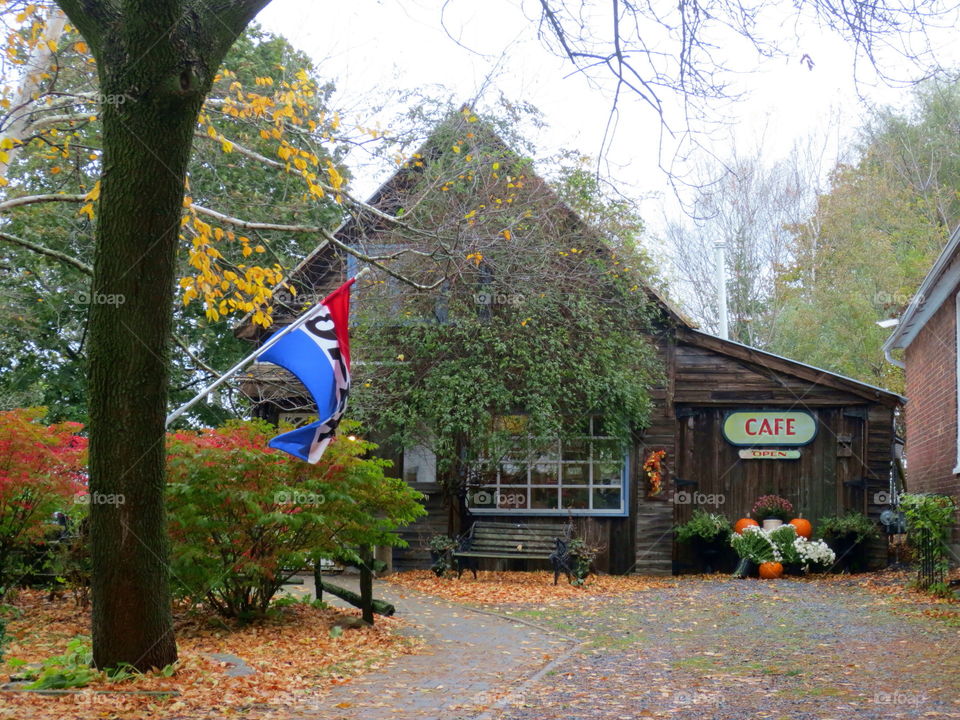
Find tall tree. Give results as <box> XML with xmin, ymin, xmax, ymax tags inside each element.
<box><xmin>50</xmin><ymin>0</ymin><xmax>270</xmax><ymax>671</ymax></box>
<box><xmin>664</xmin><ymin>149</ymin><xmax>819</xmax><ymax>347</ymax></box>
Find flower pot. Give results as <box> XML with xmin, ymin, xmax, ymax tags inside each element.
<box><xmin>691</xmin><ymin>536</ymin><xmax>727</xmax><ymax>573</ymax></box>
<box><xmin>732</xmin><ymin>558</ymin><xmax>755</xmax><ymax>578</ymax></box>
<box><xmin>762</xmin><ymin>518</ymin><xmax>783</xmax><ymax>531</ymax></box>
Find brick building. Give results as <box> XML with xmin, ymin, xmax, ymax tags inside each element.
<box><xmin>883</xmin><ymin>226</ymin><xmax>960</xmax><ymax>529</ymax></box>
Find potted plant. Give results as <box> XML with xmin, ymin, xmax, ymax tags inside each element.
<box><xmin>768</xmin><ymin>524</ymin><xmax>803</xmax><ymax>575</ymax></box>
<box><xmin>566</xmin><ymin>538</ymin><xmax>600</xmax><ymax>586</ymax></box>
<box><xmin>428</xmin><ymin>534</ymin><xmax>458</xmax><ymax>577</ymax></box>
<box><xmin>817</xmin><ymin>512</ymin><xmax>878</xmax><ymax>573</ymax></box>
<box><xmin>675</xmin><ymin>510</ymin><xmax>733</xmax><ymax>573</ymax></box>
<box><xmin>730</xmin><ymin>526</ymin><xmax>777</xmax><ymax>578</ymax></box>
<box><xmin>751</xmin><ymin>495</ymin><xmax>794</xmax><ymax>531</ymax></box>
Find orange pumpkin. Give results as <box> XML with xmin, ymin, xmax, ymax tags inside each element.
<box><xmin>734</xmin><ymin>518</ymin><xmax>760</xmax><ymax>535</ymax></box>
<box><xmin>759</xmin><ymin>562</ymin><xmax>784</xmax><ymax>579</ymax></box>
<box><xmin>789</xmin><ymin>518</ymin><xmax>813</xmax><ymax>539</ymax></box>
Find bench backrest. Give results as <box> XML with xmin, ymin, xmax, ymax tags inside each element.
<box><xmin>468</xmin><ymin>521</ymin><xmax>564</xmax><ymax>555</ymax></box>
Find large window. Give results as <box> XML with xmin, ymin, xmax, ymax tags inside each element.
<box><xmin>466</xmin><ymin>417</ymin><xmax>628</xmax><ymax>516</ymax></box>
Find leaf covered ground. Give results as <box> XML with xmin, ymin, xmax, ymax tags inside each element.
<box><xmin>0</xmin><ymin>589</ymin><xmax>422</xmax><ymax>719</ymax></box>
<box><xmin>488</xmin><ymin>570</ymin><xmax>960</xmax><ymax>719</ymax></box>
<box><xmin>384</xmin><ymin>569</ymin><xmax>676</xmax><ymax>605</ymax></box>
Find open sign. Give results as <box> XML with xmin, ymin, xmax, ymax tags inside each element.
<box><xmin>722</xmin><ymin>410</ymin><xmax>817</xmax><ymax>446</ymax></box>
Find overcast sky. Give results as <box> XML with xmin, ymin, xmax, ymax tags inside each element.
<box><xmin>256</xmin><ymin>0</ymin><xmax>949</xmax><ymax>228</ymax></box>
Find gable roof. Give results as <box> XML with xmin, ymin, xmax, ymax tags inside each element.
<box><xmin>883</xmin><ymin>223</ymin><xmax>960</xmax><ymax>354</ymax></box>
<box><xmin>235</xmin><ymin>110</ymin><xmax>693</xmax><ymax>339</ymax></box>
<box><xmin>681</xmin><ymin>328</ymin><xmax>905</xmax><ymax>406</ymax></box>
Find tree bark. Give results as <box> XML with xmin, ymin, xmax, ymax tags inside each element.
<box><xmin>54</xmin><ymin>0</ymin><xmax>272</xmax><ymax>671</ymax></box>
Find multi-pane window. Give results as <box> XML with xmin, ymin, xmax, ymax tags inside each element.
<box><xmin>467</xmin><ymin>417</ymin><xmax>628</xmax><ymax>516</ymax></box>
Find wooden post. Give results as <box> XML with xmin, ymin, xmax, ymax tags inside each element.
<box><xmin>359</xmin><ymin>545</ymin><xmax>374</xmax><ymax>625</ymax></box>
<box><xmin>313</xmin><ymin>559</ymin><xmax>323</xmax><ymax>604</ymax></box>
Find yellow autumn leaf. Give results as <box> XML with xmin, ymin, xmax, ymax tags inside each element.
<box><xmin>74</xmin><ymin>41</ymin><xmax>87</xmax><ymax>54</ymax></box>
<box><xmin>85</xmin><ymin>180</ymin><xmax>100</xmax><ymax>201</ymax></box>
<box><xmin>221</xmin><ymin>139</ymin><xmax>233</xmax><ymax>153</ymax></box>
<box><xmin>78</xmin><ymin>203</ymin><xmax>94</xmax><ymax>220</ymax></box>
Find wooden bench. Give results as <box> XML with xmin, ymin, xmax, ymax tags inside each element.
<box><xmin>453</xmin><ymin>521</ymin><xmax>573</xmax><ymax>584</ymax></box>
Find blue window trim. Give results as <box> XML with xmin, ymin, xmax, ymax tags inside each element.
<box><xmin>468</xmin><ymin>450</ymin><xmax>631</xmax><ymax>518</ymax></box>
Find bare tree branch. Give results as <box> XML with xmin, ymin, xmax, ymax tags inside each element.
<box><xmin>0</xmin><ymin>230</ymin><xmax>92</xmax><ymax>274</ymax></box>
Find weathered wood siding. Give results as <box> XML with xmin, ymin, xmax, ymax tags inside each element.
<box><xmin>659</xmin><ymin>337</ymin><xmax>897</xmax><ymax>572</ymax></box>
<box><xmin>391</xmin><ymin>483</ymin><xmax>448</xmax><ymax>571</ymax></box>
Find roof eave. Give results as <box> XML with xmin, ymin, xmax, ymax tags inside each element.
<box><xmin>884</xmin><ymin>222</ymin><xmax>960</xmax><ymax>352</ymax></box>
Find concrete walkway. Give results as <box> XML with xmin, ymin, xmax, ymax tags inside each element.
<box><xmin>283</xmin><ymin>575</ymin><xmax>574</xmax><ymax>720</ymax></box>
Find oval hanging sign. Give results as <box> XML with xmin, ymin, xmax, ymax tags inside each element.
<box><xmin>722</xmin><ymin>410</ymin><xmax>817</xmax><ymax>446</ymax></box>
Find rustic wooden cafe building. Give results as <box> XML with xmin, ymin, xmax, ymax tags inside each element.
<box><xmin>241</xmin><ymin>266</ymin><xmax>903</xmax><ymax>577</ymax></box>
<box><xmin>237</xmin><ymin>129</ymin><xmax>903</xmax><ymax>577</ymax></box>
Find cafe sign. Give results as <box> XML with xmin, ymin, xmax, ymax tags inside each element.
<box><xmin>722</xmin><ymin>410</ymin><xmax>817</xmax><ymax>446</ymax></box>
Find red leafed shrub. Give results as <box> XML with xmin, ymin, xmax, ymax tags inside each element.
<box><xmin>0</xmin><ymin>408</ymin><xmax>87</xmax><ymax>588</ymax></box>
<box><xmin>165</xmin><ymin>419</ymin><xmax>425</xmax><ymax>619</ymax></box>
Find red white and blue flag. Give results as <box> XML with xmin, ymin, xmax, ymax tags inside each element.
<box><xmin>259</xmin><ymin>278</ymin><xmax>355</xmax><ymax>463</ymax></box>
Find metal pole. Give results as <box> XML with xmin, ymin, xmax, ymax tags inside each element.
<box><xmin>714</xmin><ymin>240</ymin><xmax>728</xmax><ymax>340</ymax></box>
<box><xmin>165</xmin><ymin>267</ymin><xmax>369</xmax><ymax>427</ymax></box>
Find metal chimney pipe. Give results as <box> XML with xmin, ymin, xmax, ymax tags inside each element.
<box><xmin>714</xmin><ymin>241</ymin><xmax>728</xmax><ymax>340</ymax></box>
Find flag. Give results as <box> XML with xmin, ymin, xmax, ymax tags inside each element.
<box><xmin>259</xmin><ymin>278</ymin><xmax>355</xmax><ymax>463</ymax></box>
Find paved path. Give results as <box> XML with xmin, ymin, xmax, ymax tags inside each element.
<box><xmin>283</xmin><ymin>575</ymin><xmax>574</xmax><ymax>720</ymax></box>
<box><xmin>491</xmin><ymin>577</ymin><xmax>960</xmax><ymax>720</ymax></box>
<box><xmin>277</xmin><ymin>575</ymin><xmax>960</xmax><ymax>720</ymax></box>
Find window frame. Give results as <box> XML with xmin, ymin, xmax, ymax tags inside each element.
<box><xmin>466</xmin><ymin>417</ymin><xmax>631</xmax><ymax>517</ymax></box>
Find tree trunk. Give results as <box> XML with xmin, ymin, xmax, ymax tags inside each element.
<box><xmin>86</xmin><ymin>82</ymin><xmax>204</xmax><ymax>672</ymax></box>
<box><xmin>54</xmin><ymin>0</ymin><xmax>272</xmax><ymax>671</ymax></box>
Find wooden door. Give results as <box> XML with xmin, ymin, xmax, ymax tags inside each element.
<box><xmin>675</xmin><ymin>407</ymin><xmax>850</xmax><ymax>526</ymax></box>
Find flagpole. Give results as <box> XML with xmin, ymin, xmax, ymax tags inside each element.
<box><xmin>165</xmin><ymin>267</ymin><xmax>369</xmax><ymax>428</ymax></box>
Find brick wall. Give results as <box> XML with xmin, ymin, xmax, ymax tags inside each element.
<box><xmin>904</xmin><ymin>290</ymin><xmax>959</xmax><ymax>496</ymax></box>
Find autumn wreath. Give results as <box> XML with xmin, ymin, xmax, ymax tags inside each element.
<box><xmin>643</xmin><ymin>449</ymin><xmax>667</xmax><ymax>497</ymax></box>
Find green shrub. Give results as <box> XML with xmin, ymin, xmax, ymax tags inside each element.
<box><xmin>166</xmin><ymin>419</ymin><xmax>426</xmax><ymax>620</ymax></box>
<box><xmin>902</xmin><ymin>493</ymin><xmax>957</xmax><ymax>590</ymax></box>
<box><xmin>817</xmin><ymin>512</ymin><xmax>879</xmax><ymax>544</ymax></box>
<box><xmin>675</xmin><ymin>510</ymin><xmax>731</xmax><ymax>543</ymax></box>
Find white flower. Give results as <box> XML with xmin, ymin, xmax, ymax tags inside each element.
<box><xmin>793</xmin><ymin>537</ymin><xmax>835</xmax><ymax>567</ymax></box>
